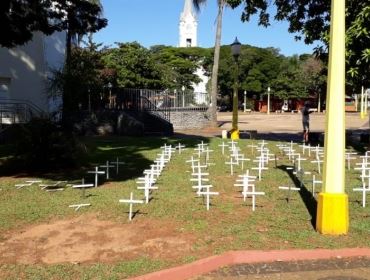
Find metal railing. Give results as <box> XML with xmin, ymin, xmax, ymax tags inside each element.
<box><xmin>112</xmin><ymin>88</ymin><xmax>210</xmax><ymax>121</ymax></box>
<box><xmin>0</xmin><ymin>99</ymin><xmax>45</xmax><ymax>125</ymax></box>
<box><xmin>113</xmin><ymin>88</ymin><xmax>209</xmax><ymax>110</ymax></box>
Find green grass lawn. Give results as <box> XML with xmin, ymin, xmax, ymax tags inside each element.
<box><xmin>0</xmin><ymin>136</ymin><xmax>369</xmax><ymax>279</ymax></box>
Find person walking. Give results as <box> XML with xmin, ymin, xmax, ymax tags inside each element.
<box><xmin>301</xmin><ymin>101</ymin><xmax>313</xmax><ymax>144</ymax></box>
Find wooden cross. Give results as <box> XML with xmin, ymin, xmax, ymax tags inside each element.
<box><xmin>119</xmin><ymin>192</ymin><xmax>144</xmax><ymax>221</ymax></box>
<box><xmin>87</xmin><ymin>167</ymin><xmax>105</xmax><ymax>187</ymax></box>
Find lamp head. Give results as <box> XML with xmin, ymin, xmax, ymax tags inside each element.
<box><xmin>231</xmin><ymin>37</ymin><xmax>241</xmax><ymax>59</ymax></box>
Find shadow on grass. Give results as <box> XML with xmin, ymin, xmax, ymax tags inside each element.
<box><xmin>277</xmin><ymin>165</ymin><xmax>317</xmax><ymax>229</ymax></box>
<box><xmin>0</xmin><ymin>134</ymin><xmax>210</xmax><ymax>184</ymax></box>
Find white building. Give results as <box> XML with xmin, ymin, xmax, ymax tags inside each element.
<box><xmin>179</xmin><ymin>0</ymin><xmax>198</xmax><ymax>48</ymax></box>
<box><xmin>0</xmin><ymin>32</ymin><xmax>65</xmax><ymax>117</ymax></box>
<box><xmin>179</xmin><ymin>0</ymin><xmax>209</xmax><ymax>101</ymax></box>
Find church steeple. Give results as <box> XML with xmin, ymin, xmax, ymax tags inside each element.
<box><xmin>179</xmin><ymin>0</ymin><xmax>198</xmax><ymax>47</ymax></box>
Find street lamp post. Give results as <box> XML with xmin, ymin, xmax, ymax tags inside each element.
<box><xmin>243</xmin><ymin>91</ymin><xmax>247</xmax><ymax>112</ymax></box>
<box><xmin>230</xmin><ymin>37</ymin><xmax>241</xmax><ymax>140</ymax></box>
<box><xmin>107</xmin><ymin>82</ymin><xmax>113</xmax><ymax>109</ymax></box>
<box><xmin>267</xmin><ymin>87</ymin><xmax>271</xmax><ymax>115</ymax></box>
<box><xmin>181</xmin><ymin>85</ymin><xmax>185</xmax><ymax>108</ymax></box>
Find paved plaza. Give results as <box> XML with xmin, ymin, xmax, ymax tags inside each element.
<box><xmin>176</xmin><ymin>112</ymin><xmax>369</xmax><ymax>140</ymax></box>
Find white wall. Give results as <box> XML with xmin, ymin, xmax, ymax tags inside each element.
<box><xmin>0</xmin><ymin>31</ymin><xmax>65</xmax><ymax>113</ymax></box>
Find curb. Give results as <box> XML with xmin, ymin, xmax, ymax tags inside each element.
<box><xmin>129</xmin><ymin>248</ymin><xmax>370</xmax><ymax>280</ymax></box>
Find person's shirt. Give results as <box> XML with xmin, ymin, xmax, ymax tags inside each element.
<box><xmin>301</xmin><ymin>106</ymin><xmax>310</xmax><ymax>122</ymax></box>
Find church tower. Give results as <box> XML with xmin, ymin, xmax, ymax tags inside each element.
<box><xmin>179</xmin><ymin>0</ymin><xmax>198</xmax><ymax>47</ymax></box>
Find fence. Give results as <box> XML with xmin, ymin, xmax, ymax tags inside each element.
<box><xmin>113</xmin><ymin>88</ymin><xmax>209</xmax><ymax>111</ymax></box>
<box><xmin>0</xmin><ymin>99</ymin><xmax>44</xmax><ymax>125</ymax></box>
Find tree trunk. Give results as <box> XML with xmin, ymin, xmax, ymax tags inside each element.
<box><xmin>208</xmin><ymin>0</ymin><xmax>225</xmax><ymax>127</ymax></box>
<box><xmin>62</xmin><ymin>29</ymin><xmax>73</xmax><ymax>129</ymax></box>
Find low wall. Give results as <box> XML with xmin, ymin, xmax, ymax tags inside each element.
<box><xmin>170</xmin><ymin>110</ymin><xmax>210</xmax><ymax>129</ymax></box>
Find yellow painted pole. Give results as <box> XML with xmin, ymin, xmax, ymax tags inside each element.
<box><xmin>231</xmin><ymin>60</ymin><xmax>240</xmax><ymax>140</ymax></box>
<box><xmin>316</xmin><ymin>0</ymin><xmax>349</xmax><ymax>235</ymax></box>
<box><xmin>365</xmin><ymin>87</ymin><xmax>368</xmax><ymax>116</ymax></box>
<box><xmin>360</xmin><ymin>86</ymin><xmax>365</xmax><ymax>118</ymax></box>
<box><xmin>267</xmin><ymin>87</ymin><xmax>271</xmax><ymax>115</ymax></box>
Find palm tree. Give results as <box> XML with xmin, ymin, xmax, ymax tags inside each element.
<box><xmin>193</xmin><ymin>0</ymin><xmax>226</xmax><ymax>127</ymax></box>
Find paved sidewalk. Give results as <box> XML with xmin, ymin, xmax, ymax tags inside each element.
<box><xmin>194</xmin><ymin>257</ymin><xmax>370</xmax><ymax>280</ymax></box>
<box><xmin>130</xmin><ymin>249</ymin><xmax>370</xmax><ymax>280</ymax></box>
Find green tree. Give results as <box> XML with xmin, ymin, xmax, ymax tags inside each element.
<box><xmin>102</xmin><ymin>42</ymin><xmax>163</xmax><ymax>89</ymax></box>
<box><xmin>150</xmin><ymin>45</ymin><xmax>210</xmax><ymax>90</ymax></box>
<box><xmin>232</xmin><ymin>0</ymin><xmax>370</xmax><ymax>89</ymax></box>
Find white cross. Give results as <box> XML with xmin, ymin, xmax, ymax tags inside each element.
<box><xmin>293</xmin><ymin>169</ymin><xmax>311</xmax><ymax>188</ymax></box>
<box><xmin>218</xmin><ymin>142</ymin><xmax>228</xmax><ymax>155</ymax></box>
<box><xmin>354</xmin><ymin>159</ymin><xmax>370</xmax><ymax>183</ymax></box>
<box><xmin>312</xmin><ymin>175</ymin><xmax>322</xmax><ymax>197</ymax></box>
<box><xmin>345</xmin><ymin>152</ymin><xmax>357</xmax><ymax>170</ymax></box>
<box><xmin>110</xmin><ymin>157</ymin><xmax>125</xmax><ymax>175</ymax></box>
<box><xmin>353</xmin><ymin>182</ymin><xmax>370</xmax><ymax>208</ymax></box>
<box><xmin>87</xmin><ymin>167</ymin><xmax>105</xmax><ymax>187</ymax></box>
<box><xmin>69</xmin><ymin>203</ymin><xmax>91</xmax><ymax>211</ymax></box>
<box><xmin>233</xmin><ymin>154</ymin><xmax>250</xmax><ymax>170</ymax></box>
<box><xmin>258</xmin><ymin>140</ymin><xmax>267</xmax><ymax>147</ymax></box>
<box><xmin>15</xmin><ymin>180</ymin><xmax>42</xmax><ymax>189</ymax></box>
<box><xmin>72</xmin><ymin>183</ymin><xmax>94</xmax><ymax>198</ymax></box>
<box><xmin>247</xmin><ymin>144</ymin><xmax>258</xmax><ymax>155</ymax></box>
<box><xmin>252</xmin><ymin>158</ymin><xmax>268</xmax><ymax>181</ymax></box>
<box><xmin>197</xmin><ymin>185</ymin><xmax>219</xmax><ymax>211</ymax></box>
<box><xmin>300</xmin><ymin>143</ymin><xmax>311</xmax><ymax>155</ymax></box>
<box><xmin>119</xmin><ymin>192</ymin><xmax>144</xmax><ymax>221</ymax></box>
<box><xmin>190</xmin><ymin>169</ymin><xmax>210</xmax><ymax>195</ymax></box>
<box><xmin>100</xmin><ymin>160</ymin><xmax>115</xmax><ymax>179</ymax></box>
<box><xmin>186</xmin><ymin>156</ymin><xmax>199</xmax><ymax>173</ymax></box>
<box><xmin>291</xmin><ymin>153</ymin><xmax>306</xmax><ymax>171</ymax></box>
<box><xmin>137</xmin><ymin>183</ymin><xmax>158</xmax><ymax>204</ymax></box>
<box><xmin>39</xmin><ymin>181</ymin><xmax>67</xmax><ymax>190</ymax></box>
<box><xmin>243</xmin><ymin>187</ymin><xmax>265</xmax><ymax>212</ymax></box>
<box><xmin>311</xmin><ymin>155</ymin><xmax>324</xmax><ymax>174</ymax></box>
<box><xmin>203</xmin><ymin>147</ymin><xmax>213</xmax><ymax>162</ymax></box>
<box><xmin>176</xmin><ymin>143</ymin><xmax>186</xmax><ymax>154</ymax></box>
<box><xmin>225</xmin><ymin>157</ymin><xmax>238</xmax><ymax>175</ymax></box>
<box><xmin>279</xmin><ymin>185</ymin><xmax>300</xmax><ymax>203</ymax></box>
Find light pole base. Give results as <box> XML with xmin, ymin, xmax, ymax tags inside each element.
<box><xmin>316</xmin><ymin>192</ymin><xmax>349</xmax><ymax>235</ymax></box>
<box><xmin>230</xmin><ymin>129</ymin><xmax>239</xmax><ymax>140</ymax></box>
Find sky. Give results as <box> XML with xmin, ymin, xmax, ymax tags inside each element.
<box><xmin>94</xmin><ymin>0</ymin><xmax>320</xmax><ymax>56</ymax></box>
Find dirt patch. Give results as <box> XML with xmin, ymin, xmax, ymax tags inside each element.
<box><xmin>0</xmin><ymin>214</ymin><xmax>195</xmax><ymax>264</ymax></box>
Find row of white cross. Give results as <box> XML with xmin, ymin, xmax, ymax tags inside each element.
<box><xmin>188</xmin><ymin>142</ymin><xmax>219</xmax><ymax>210</ymax></box>
<box><xmin>224</xmin><ymin>140</ymin><xmax>266</xmax><ymax>211</ymax></box>
<box><xmin>119</xmin><ymin>143</ymin><xmax>181</xmax><ymax>220</ymax></box>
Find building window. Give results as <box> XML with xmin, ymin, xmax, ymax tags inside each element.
<box><xmin>0</xmin><ymin>77</ymin><xmax>11</xmax><ymax>98</ymax></box>
<box><xmin>186</xmin><ymin>38</ymin><xmax>192</xmax><ymax>47</ymax></box>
